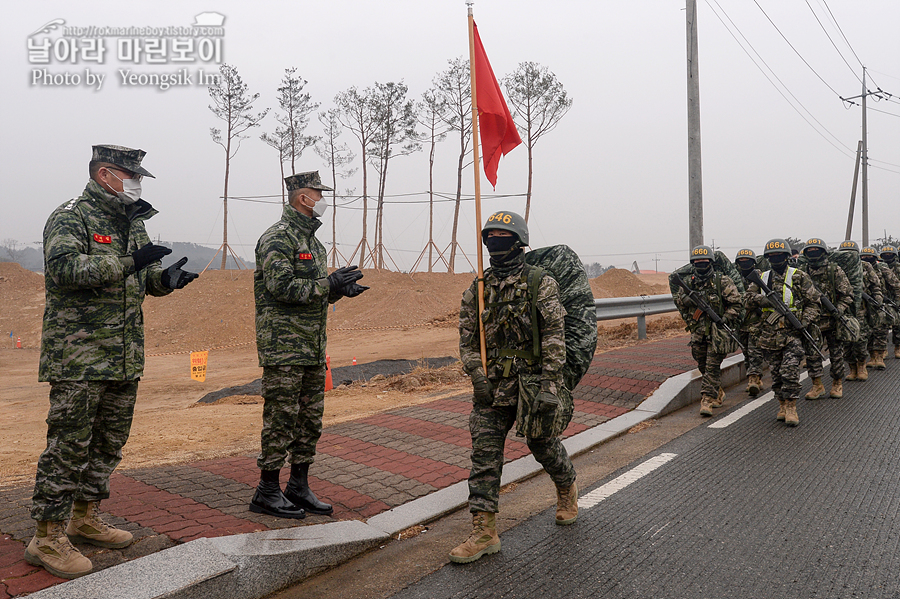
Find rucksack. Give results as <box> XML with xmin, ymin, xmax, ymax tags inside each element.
<box><xmin>668</xmin><ymin>250</ymin><xmax>745</xmax><ymax>296</ymax></box>
<box><xmin>524</xmin><ymin>245</ymin><xmax>598</xmax><ymax>392</ymax></box>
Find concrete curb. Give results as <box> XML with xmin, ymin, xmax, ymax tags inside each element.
<box><xmin>30</xmin><ymin>355</ymin><xmax>747</xmax><ymax>599</ymax></box>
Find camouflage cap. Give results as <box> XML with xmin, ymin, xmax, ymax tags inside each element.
<box><xmin>284</xmin><ymin>171</ymin><xmax>334</xmax><ymax>192</ymax></box>
<box><xmin>91</xmin><ymin>144</ymin><xmax>155</xmax><ymax>178</ymax></box>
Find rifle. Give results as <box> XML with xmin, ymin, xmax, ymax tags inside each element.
<box><xmin>809</xmin><ymin>282</ymin><xmax>856</xmax><ymax>336</ymax></box>
<box><xmin>746</xmin><ymin>269</ymin><xmax>827</xmax><ymax>361</ymax></box>
<box><xmin>673</xmin><ymin>273</ymin><xmax>745</xmax><ymax>353</ymax></box>
<box><xmin>862</xmin><ymin>291</ymin><xmax>892</xmax><ymax>317</ymax></box>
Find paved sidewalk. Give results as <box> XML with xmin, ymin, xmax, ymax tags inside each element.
<box><xmin>0</xmin><ymin>336</ymin><xmax>696</xmax><ymax>598</ymax></box>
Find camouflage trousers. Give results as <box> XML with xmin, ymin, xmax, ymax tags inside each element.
<box><xmin>869</xmin><ymin>328</ymin><xmax>890</xmax><ymax>353</ymax></box>
<box><xmin>762</xmin><ymin>336</ymin><xmax>805</xmax><ymax>402</ymax></box>
<box><xmin>690</xmin><ymin>337</ymin><xmax>726</xmax><ymax>399</ymax></box>
<box><xmin>32</xmin><ymin>380</ymin><xmax>139</xmax><ymax>522</ymax></box>
<box><xmin>806</xmin><ymin>327</ymin><xmax>845</xmax><ymax>380</ymax></box>
<box><xmin>739</xmin><ymin>330</ymin><xmax>765</xmax><ymax>378</ymax></box>
<box><xmin>257</xmin><ymin>364</ymin><xmax>326</xmax><ymax>471</ymax></box>
<box><xmin>846</xmin><ymin>320</ymin><xmax>873</xmax><ymax>364</ymax></box>
<box><xmin>468</xmin><ymin>402</ymin><xmax>575</xmax><ymax>514</ymax></box>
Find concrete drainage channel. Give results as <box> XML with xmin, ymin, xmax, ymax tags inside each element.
<box><xmin>29</xmin><ymin>355</ymin><xmax>748</xmax><ymax>599</ymax></box>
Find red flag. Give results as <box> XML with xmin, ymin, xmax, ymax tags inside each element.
<box><xmin>473</xmin><ymin>21</ymin><xmax>522</xmax><ymax>188</ymax></box>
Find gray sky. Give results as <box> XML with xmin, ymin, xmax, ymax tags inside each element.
<box><xmin>3</xmin><ymin>0</ymin><xmax>900</xmax><ymax>272</ymax></box>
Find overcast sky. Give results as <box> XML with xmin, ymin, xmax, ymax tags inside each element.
<box><xmin>3</xmin><ymin>0</ymin><xmax>899</xmax><ymax>272</ymax></box>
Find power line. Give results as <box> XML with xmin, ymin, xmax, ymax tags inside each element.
<box><xmin>804</xmin><ymin>0</ymin><xmax>862</xmax><ymax>84</ymax></box>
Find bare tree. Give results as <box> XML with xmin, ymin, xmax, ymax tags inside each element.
<box><xmin>335</xmin><ymin>86</ymin><xmax>379</xmax><ymax>267</ymax></box>
<box><xmin>316</xmin><ymin>109</ymin><xmax>357</xmax><ymax>267</ymax></box>
<box><xmin>208</xmin><ymin>64</ymin><xmax>269</xmax><ymax>269</ymax></box>
<box><xmin>260</xmin><ymin>127</ymin><xmax>291</xmax><ymax>205</ymax></box>
<box><xmin>1</xmin><ymin>239</ymin><xmax>27</xmax><ymax>263</ymax></box>
<box><xmin>367</xmin><ymin>81</ymin><xmax>421</xmax><ymax>269</ymax></box>
<box><xmin>502</xmin><ymin>62</ymin><xmax>572</xmax><ymax>222</ymax></box>
<box><xmin>415</xmin><ymin>89</ymin><xmax>450</xmax><ymax>272</ymax></box>
<box><xmin>431</xmin><ymin>57</ymin><xmax>472</xmax><ymax>273</ymax></box>
<box><xmin>276</xmin><ymin>67</ymin><xmax>319</xmax><ymax>174</ymax></box>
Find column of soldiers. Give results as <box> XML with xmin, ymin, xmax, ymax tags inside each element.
<box><xmin>674</xmin><ymin>237</ymin><xmax>900</xmax><ymax>429</ymax></box>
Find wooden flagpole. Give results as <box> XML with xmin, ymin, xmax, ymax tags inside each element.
<box><xmin>467</xmin><ymin>1</ymin><xmax>488</xmax><ymax>374</ymax></box>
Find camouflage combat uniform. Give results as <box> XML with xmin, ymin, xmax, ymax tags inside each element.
<box><xmin>869</xmin><ymin>262</ymin><xmax>900</xmax><ymax>354</ymax></box>
<box><xmin>673</xmin><ymin>268</ymin><xmax>742</xmax><ymax>399</ymax></box>
<box><xmin>254</xmin><ymin>205</ymin><xmax>342</xmax><ymax>470</ymax></box>
<box><xmin>801</xmin><ymin>261</ymin><xmax>853</xmax><ymax>381</ymax></box>
<box><xmin>459</xmin><ymin>253</ymin><xmax>573</xmax><ymax>514</ymax></box>
<box><xmin>887</xmin><ymin>260</ymin><xmax>900</xmax><ymax>351</ymax></box>
<box><xmin>848</xmin><ymin>260</ymin><xmax>883</xmax><ymax>365</ymax></box>
<box><xmin>745</xmin><ymin>267</ymin><xmax>820</xmax><ymax>404</ymax></box>
<box><xmin>33</xmin><ymin>180</ymin><xmax>172</xmax><ymax>522</ymax></box>
<box><xmin>739</xmin><ymin>269</ymin><xmax>766</xmax><ymax>379</ymax></box>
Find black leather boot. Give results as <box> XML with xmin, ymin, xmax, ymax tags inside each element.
<box><xmin>285</xmin><ymin>463</ymin><xmax>333</xmax><ymax>515</ymax></box>
<box><xmin>250</xmin><ymin>469</ymin><xmax>306</xmax><ymax>519</ymax></box>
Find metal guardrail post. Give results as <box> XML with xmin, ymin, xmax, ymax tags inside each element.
<box><xmin>637</xmin><ymin>315</ymin><xmax>646</xmax><ymax>339</ymax></box>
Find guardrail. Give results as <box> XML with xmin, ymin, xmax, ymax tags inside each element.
<box><xmin>595</xmin><ymin>294</ymin><xmax>678</xmax><ymax>339</ymax></box>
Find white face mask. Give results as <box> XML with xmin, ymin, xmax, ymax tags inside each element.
<box><xmin>106</xmin><ymin>169</ymin><xmax>142</xmax><ymax>205</ymax></box>
<box><xmin>307</xmin><ymin>194</ymin><xmax>328</xmax><ymax>218</ymax></box>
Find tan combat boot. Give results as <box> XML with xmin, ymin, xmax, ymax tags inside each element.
<box><xmin>747</xmin><ymin>375</ymin><xmax>761</xmax><ymax>397</ymax></box>
<box><xmin>711</xmin><ymin>386</ymin><xmax>725</xmax><ymax>408</ymax></box>
<box><xmin>776</xmin><ymin>400</ymin><xmax>787</xmax><ymax>421</ymax></box>
<box><xmin>784</xmin><ymin>400</ymin><xmax>799</xmax><ymax>426</ymax></box>
<box><xmin>449</xmin><ymin>512</ymin><xmax>501</xmax><ymax>564</ymax></box>
<box><xmin>871</xmin><ymin>351</ymin><xmax>886</xmax><ymax>370</ymax></box>
<box><xmin>895</xmin><ymin>346</ymin><xmax>900</xmax><ymax>359</ymax></box>
<box><xmin>857</xmin><ymin>361</ymin><xmax>869</xmax><ymax>381</ymax></box>
<box><xmin>24</xmin><ymin>520</ymin><xmax>92</xmax><ymax>579</ymax></box>
<box><xmin>555</xmin><ymin>482</ymin><xmax>578</xmax><ymax>525</ymax></box>
<box><xmin>66</xmin><ymin>501</ymin><xmax>133</xmax><ymax>549</ymax></box>
<box><xmin>805</xmin><ymin>377</ymin><xmax>826</xmax><ymax>400</ymax></box>
<box><xmin>830</xmin><ymin>379</ymin><xmax>843</xmax><ymax>398</ymax></box>
<box><xmin>699</xmin><ymin>395</ymin><xmax>715</xmax><ymax>417</ymax></box>
<box><xmin>846</xmin><ymin>362</ymin><xmax>858</xmax><ymax>381</ymax></box>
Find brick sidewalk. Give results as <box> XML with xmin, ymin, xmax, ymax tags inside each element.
<box><xmin>0</xmin><ymin>335</ymin><xmax>694</xmax><ymax>597</ymax></box>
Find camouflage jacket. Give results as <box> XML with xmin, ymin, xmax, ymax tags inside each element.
<box><xmin>39</xmin><ymin>180</ymin><xmax>172</xmax><ymax>382</ymax></box>
<box><xmin>875</xmin><ymin>261</ymin><xmax>900</xmax><ymax>303</ymax></box>
<box><xmin>459</xmin><ymin>258</ymin><xmax>566</xmax><ymax>406</ymax></box>
<box><xmin>859</xmin><ymin>260</ymin><xmax>884</xmax><ymax>326</ymax></box>
<box><xmin>254</xmin><ymin>206</ymin><xmax>341</xmax><ymax>367</ymax></box>
<box><xmin>739</xmin><ymin>270</ymin><xmax>764</xmax><ymax>333</ymax></box>
<box><xmin>745</xmin><ymin>267</ymin><xmax>820</xmax><ymax>351</ymax></box>
<box><xmin>673</xmin><ymin>269</ymin><xmax>742</xmax><ymax>341</ymax></box>
<box><xmin>801</xmin><ymin>262</ymin><xmax>853</xmax><ymax>331</ymax></box>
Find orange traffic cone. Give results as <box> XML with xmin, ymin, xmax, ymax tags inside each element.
<box><xmin>325</xmin><ymin>354</ymin><xmax>333</xmax><ymax>392</ymax></box>
<box><xmin>352</xmin><ymin>357</ymin><xmax>357</xmax><ymax>366</ymax></box>
<box><xmin>16</xmin><ymin>337</ymin><xmax>22</xmax><ymax>349</ymax></box>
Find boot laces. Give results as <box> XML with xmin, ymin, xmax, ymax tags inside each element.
<box><xmin>84</xmin><ymin>503</ymin><xmax>111</xmax><ymax>532</ymax></box>
<box><xmin>46</xmin><ymin>522</ymin><xmax>76</xmax><ymax>556</ymax></box>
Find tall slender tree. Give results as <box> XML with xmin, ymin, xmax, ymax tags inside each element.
<box><xmin>416</xmin><ymin>89</ymin><xmax>450</xmax><ymax>272</ymax></box>
<box><xmin>502</xmin><ymin>62</ymin><xmax>572</xmax><ymax>222</ymax></box>
<box><xmin>260</xmin><ymin>127</ymin><xmax>291</xmax><ymax>205</ymax></box>
<box><xmin>316</xmin><ymin>108</ymin><xmax>357</xmax><ymax>267</ymax></box>
<box><xmin>431</xmin><ymin>57</ymin><xmax>472</xmax><ymax>273</ymax></box>
<box><xmin>367</xmin><ymin>81</ymin><xmax>421</xmax><ymax>269</ymax></box>
<box><xmin>335</xmin><ymin>86</ymin><xmax>379</xmax><ymax>267</ymax></box>
<box><xmin>208</xmin><ymin>63</ymin><xmax>269</xmax><ymax>269</ymax></box>
<box><xmin>276</xmin><ymin>67</ymin><xmax>319</xmax><ymax>174</ymax></box>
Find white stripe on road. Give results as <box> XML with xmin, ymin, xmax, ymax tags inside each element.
<box><xmin>580</xmin><ymin>453</ymin><xmax>678</xmax><ymax>510</ymax></box>
<box><xmin>708</xmin><ymin>370</ymin><xmax>810</xmax><ymax>429</ymax></box>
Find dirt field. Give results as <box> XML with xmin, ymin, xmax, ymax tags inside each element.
<box><xmin>0</xmin><ymin>263</ymin><xmax>682</xmax><ymax>485</ymax></box>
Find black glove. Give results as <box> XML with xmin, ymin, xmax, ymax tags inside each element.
<box><xmin>340</xmin><ymin>282</ymin><xmax>369</xmax><ymax>298</ymax></box>
<box><xmin>470</xmin><ymin>371</ymin><xmax>493</xmax><ymax>405</ymax></box>
<box><xmin>132</xmin><ymin>243</ymin><xmax>172</xmax><ymax>272</ymax></box>
<box><xmin>161</xmin><ymin>257</ymin><xmax>199</xmax><ymax>289</ymax></box>
<box><xmin>536</xmin><ymin>380</ymin><xmax>560</xmax><ymax>413</ymax></box>
<box><xmin>327</xmin><ymin>265</ymin><xmax>363</xmax><ymax>291</ymax></box>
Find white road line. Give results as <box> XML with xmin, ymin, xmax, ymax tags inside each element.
<box><xmin>708</xmin><ymin>370</ymin><xmax>810</xmax><ymax>429</ymax></box>
<box><xmin>580</xmin><ymin>453</ymin><xmax>678</xmax><ymax>510</ymax></box>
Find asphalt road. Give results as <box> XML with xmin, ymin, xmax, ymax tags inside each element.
<box><xmin>279</xmin><ymin>364</ymin><xmax>900</xmax><ymax>599</ymax></box>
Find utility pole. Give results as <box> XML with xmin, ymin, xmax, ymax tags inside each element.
<box><xmin>686</xmin><ymin>0</ymin><xmax>704</xmax><ymax>250</ymax></box>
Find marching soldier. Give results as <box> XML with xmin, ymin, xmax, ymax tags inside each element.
<box><xmin>842</xmin><ymin>242</ymin><xmax>882</xmax><ymax>381</ymax></box>
<box><xmin>879</xmin><ymin>246</ymin><xmax>900</xmax><ymax>359</ymax></box>
<box><xmin>735</xmin><ymin>249</ymin><xmax>766</xmax><ymax>397</ymax></box>
<box><xmin>861</xmin><ymin>247</ymin><xmax>900</xmax><ymax>370</ymax></box>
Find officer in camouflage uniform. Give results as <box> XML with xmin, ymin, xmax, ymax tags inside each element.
<box><xmin>450</xmin><ymin>211</ymin><xmax>575</xmax><ymax>564</ymax></box>
<box><xmin>843</xmin><ymin>241</ymin><xmax>882</xmax><ymax>382</ymax></box>
<box><xmin>744</xmin><ymin>239</ymin><xmax>820</xmax><ymax>426</ymax></box>
<box><xmin>673</xmin><ymin>246</ymin><xmax>742</xmax><ymax>416</ymax></box>
<box><xmin>800</xmin><ymin>238</ymin><xmax>853</xmax><ymax>400</ymax></box>
<box><xmin>735</xmin><ymin>249</ymin><xmax>766</xmax><ymax>397</ymax></box>
<box><xmin>252</xmin><ymin>171</ymin><xmax>368</xmax><ymax>519</ymax></box>
<box><xmin>879</xmin><ymin>246</ymin><xmax>900</xmax><ymax>359</ymax></box>
<box><xmin>862</xmin><ymin>247</ymin><xmax>900</xmax><ymax>370</ymax></box>
<box><xmin>27</xmin><ymin>145</ymin><xmax>198</xmax><ymax>579</ymax></box>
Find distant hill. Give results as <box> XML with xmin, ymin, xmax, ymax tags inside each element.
<box><xmin>0</xmin><ymin>241</ymin><xmax>254</xmax><ymax>274</ymax></box>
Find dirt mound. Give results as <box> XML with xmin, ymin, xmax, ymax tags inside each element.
<box><xmin>0</xmin><ymin>262</ymin><xmax>45</xmax><ymax>348</ymax></box>
<box><xmin>590</xmin><ymin>268</ymin><xmax>668</xmax><ymax>299</ymax></box>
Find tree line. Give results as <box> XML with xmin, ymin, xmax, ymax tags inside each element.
<box><xmin>207</xmin><ymin>60</ymin><xmax>572</xmax><ymax>272</ymax></box>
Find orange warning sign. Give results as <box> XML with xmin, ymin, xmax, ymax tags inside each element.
<box><xmin>190</xmin><ymin>351</ymin><xmax>209</xmax><ymax>382</ymax></box>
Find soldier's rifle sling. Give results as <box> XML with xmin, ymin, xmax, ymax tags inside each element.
<box><xmin>673</xmin><ymin>273</ymin><xmax>746</xmax><ymax>353</ymax></box>
<box><xmin>746</xmin><ymin>269</ymin><xmax>827</xmax><ymax>361</ymax></box>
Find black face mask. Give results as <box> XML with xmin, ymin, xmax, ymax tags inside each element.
<box><xmin>485</xmin><ymin>236</ymin><xmax>518</xmax><ymax>258</ymax></box>
<box><xmin>769</xmin><ymin>254</ymin><xmax>789</xmax><ymax>274</ymax></box>
<box><xmin>884</xmin><ymin>254</ymin><xmax>897</xmax><ymax>264</ymax></box>
<box><xmin>805</xmin><ymin>249</ymin><xmax>827</xmax><ymax>267</ymax></box>
<box><xmin>693</xmin><ymin>261</ymin><xmax>713</xmax><ymax>278</ymax></box>
<box><xmin>862</xmin><ymin>256</ymin><xmax>877</xmax><ymax>265</ymax></box>
<box><xmin>736</xmin><ymin>260</ymin><xmax>754</xmax><ymax>275</ymax></box>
